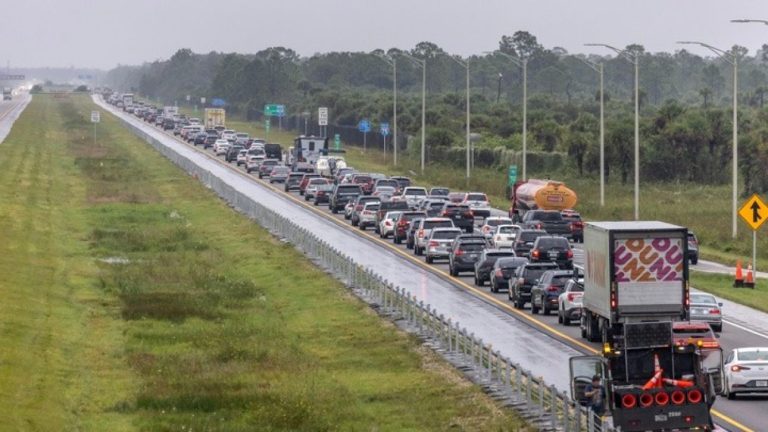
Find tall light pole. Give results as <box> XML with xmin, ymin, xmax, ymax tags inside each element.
<box><xmin>586</xmin><ymin>43</ymin><xmax>640</xmax><ymax>220</ymax></box>
<box><xmin>401</xmin><ymin>52</ymin><xmax>427</xmax><ymax>173</ymax></box>
<box><xmin>450</xmin><ymin>56</ymin><xmax>471</xmax><ymax>180</ymax></box>
<box><xmin>678</xmin><ymin>41</ymin><xmax>739</xmax><ymax>239</ymax></box>
<box><xmin>488</xmin><ymin>51</ymin><xmax>528</xmax><ymax>180</ymax></box>
<box><xmin>375</xmin><ymin>53</ymin><xmax>398</xmax><ymax>166</ymax></box>
<box><xmin>576</xmin><ymin>54</ymin><xmax>606</xmax><ymax>207</ymax></box>
<box><xmin>731</xmin><ymin>19</ymin><xmax>768</xmax><ymax>25</ymax></box>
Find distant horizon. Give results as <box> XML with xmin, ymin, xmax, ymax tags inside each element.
<box><xmin>2</xmin><ymin>0</ymin><xmax>768</xmax><ymax>69</ymax></box>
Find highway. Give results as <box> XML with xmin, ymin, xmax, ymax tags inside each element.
<box><xmin>96</xmin><ymin>95</ymin><xmax>767</xmax><ymax>432</ymax></box>
<box><xmin>0</xmin><ymin>93</ymin><xmax>31</xmax><ymax>144</ymax></box>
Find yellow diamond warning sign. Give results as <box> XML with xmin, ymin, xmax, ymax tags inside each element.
<box><xmin>739</xmin><ymin>194</ymin><xmax>768</xmax><ymax>231</ymax></box>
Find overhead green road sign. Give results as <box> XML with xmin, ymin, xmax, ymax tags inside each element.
<box><xmin>507</xmin><ymin>165</ymin><xmax>518</xmax><ymax>186</ymax></box>
<box><xmin>264</xmin><ymin>104</ymin><xmax>285</xmax><ymax>117</ymax></box>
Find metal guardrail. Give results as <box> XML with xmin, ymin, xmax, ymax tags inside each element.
<box><xmin>115</xmin><ymin>111</ymin><xmax>613</xmax><ymax>432</ymax></box>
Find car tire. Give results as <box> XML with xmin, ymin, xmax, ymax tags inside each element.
<box><xmin>691</xmin><ymin>257</ymin><xmax>699</xmax><ymax>265</ymax></box>
<box><xmin>563</xmin><ymin>315</ymin><xmax>571</xmax><ymax>326</ymax></box>
<box><xmin>351</xmin><ymin>219</ymin><xmax>358</xmax><ymax>227</ymax></box>
<box><xmin>531</xmin><ymin>298</ymin><xmax>539</xmax><ymax>314</ymax></box>
<box><xmin>394</xmin><ymin>236</ymin><xmax>401</xmax><ymax>244</ymax></box>
<box><xmin>713</xmin><ymin>324</ymin><xmax>722</xmax><ymax>333</ymax></box>
<box><xmin>542</xmin><ymin>299</ymin><xmax>550</xmax><ymax>316</ymax></box>
<box><xmin>426</xmin><ymin>256</ymin><xmax>433</xmax><ymax>264</ymax></box>
<box><xmin>359</xmin><ymin>224</ymin><xmax>365</xmax><ymax>231</ymax></box>
<box><xmin>246</xmin><ymin>168</ymin><xmax>251</xmax><ymax>173</ymax></box>
<box><xmin>726</xmin><ymin>380</ymin><xmax>735</xmax><ymax>400</ymax></box>
<box><xmin>449</xmin><ymin>265</ymin><xmax>457</xmax><ymax>276</ymax></box>
<box><xmin>415</xmin><ymin>246</ymin><xmax>422</xmax><ymax>256</ymax></box>
<box><xmin>314</xmin><ymin>201</ymin><xmax>318</xmax><ymax>206</ymax></box>
<box><xmin>515</xmin><ymin>297</ymin><xmax>524</xmax><ymax>310</ymax></box>
<box><xmin>304</xmin><ymin>195</ymin><xmax>309</xmax><ymax>201</ymax></box>
<box><xmin>331</xmin><ymin>207</ymin><xmax>337</xmax><ymax>214</ymax></box>
<box><xmin>557</xmin><ymin>310</ymin><xmax>563</xmax><ymax>324</ymax></box>
<box><xmin>465</xmin><ymin>227</ymin><xmax>473</xmax><ymax>234</ymax></box>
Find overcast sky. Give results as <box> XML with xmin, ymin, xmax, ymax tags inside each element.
<box><xmin>4</xmin><ymin>0</ymin><xmax>768</xmax><ymax>69</ymax></box>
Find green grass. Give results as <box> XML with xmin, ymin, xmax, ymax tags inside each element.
<box><xmin>0</xmin><ymin>93</ymin><xmax>524</xmax><ymax>430</ymax></box>
<box><xmin>691</xmin><ymin>272</ymin><xmax>768</xmax><ymax>314</ymax></box>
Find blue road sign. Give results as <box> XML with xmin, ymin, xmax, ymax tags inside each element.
<box><xmin>212</xmin><ymin>98</ymin><xmax>226</xmax><ymax>107</ymax></box>
<box><xmin>379</xmin><ymin>122</ymin><xmax>390</xmax><ymax>136</ymax></box>
<box><xmin>358</xmin><ymin>119</ymin><xmax>371</xmax><ymax>133</ymax></box>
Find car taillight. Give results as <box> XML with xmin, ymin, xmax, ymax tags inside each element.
<box><xmin>385</xmin><ymin>220</ymin><xmax>392</xmax><ymax>226</ymax></box>
<box><xmin>356</xmin><ymin>205</ymin><xmax>363</xmax><ymax>211</ymax></box>
<box><xmin>731</xmin><ymin>365</ymin><xmax>750</xmax><ymax>372</ymax></box>
<box><xmin>709</xmin><ymin>309</ymin><xmax>720</xmax><ymax>314</ymax></box>
<box><xmin>442</xmin><ymin>211</ymin><xmax>450</xmax><ymax>217</ymax></box>
<box><xmin>418</xmin><ymin>229</ymin><xmax>424</xmax><ymax>238</ymax></box>
<box><xmin>455</xmin><ymin>249</ymin><xmax>464</xmax><ymax>256</ymax></box>
<box><xmin>702</xmin><ymin>341</ymin><xmax>720</xmax><ymax>348</ymax></box>
<box><xmin>429</xmin><ymin>241</ymin><xmax>439</xmax><ymax>247</ymax></box>
<box><xmin>546</xmin><ymin>285</ymin><xmax>559</xmax><ymax>293</ymax></box>
<box><xmin>518</xmin><ymin>278</ymin><xmax>525</xmax><ymax>285</ymax></box>
<box><xmin>566</xmin><ymin>293</ymin><xmax>582</xmax><ymax>302</ymax></box>
<box><xmin>610</xmin><ymin>291</ymin><xmax>617</xmax><ymax>309</ymax></box>
<box><xmin>398</xmin><ymin>220</ymin><xmax>407</xmax><ymax>227</ymax></box>
<box><xmin>317</xmin><ymin>191</ymin><xmax>325</xmax><ymax>196</ymax></box>
<box><xmin>566</xmin><ymin>249</ymin><xmax>573</xmax><ymax>258</ymax></box>
<box><xmin>531</xmin><ymin>249</ymin><xmax>540</xmax><ymax>258</ymax></box>
<box><xmin>536</xmin><ymin>223</ymin><xmax>542</xmax><ymax>229</ymax></box>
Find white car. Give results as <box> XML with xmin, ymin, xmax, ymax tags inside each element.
<box><xmin>557</xmin><ymin>278</ymin><xmax>584</xmax><ymax>326</ymax></box>
<box><xmin>401</xmin><ymin>187</ymin><xmax>428</xmax><ymax>209</ymax></box>
<box><xmin>236</xmin><ymin>149</ymin><xmax>248</xmax><ymax>166</ymax></box>
<box><xmin>221</xmin><ymin>129</ymin><xmax>237</xmax><ymax>141</ymax></box>
<box><xmin>491</xmin><ymin>224</ymin><xmax>520</xmax><ymax>249</ymax></box>
<box><xmin>463</xmin><ymin>192</ymin><xmax>491</xmax><ymax>218</ymax></box>
<box><xmin>213</xmin><ymin>139</ymin><xmax>231</xmax><ymax>156</ymax></box>
<box><xmin>481</xmin><ymin>217</ymin><xmax>514</xmax><ymax>238</ymax></box>
<box><xmin>358</xmin><ymin>202</ymin><xmax>381</xmax><ymax>230</ymax></box>
<box><xmin>378</xmin><ymin>211</ymin><xmax>403</xmax><ymax>238</ymax></box>
<box><xmin>235</xmin><ymin>132</ymin><xmax>250</xmax><ymax>146</ymax></box>
<box><xmin>724</xmin><ymin>347</ymin><xmax>768</xmax><ymax>399</ymax></box>
<box><xmin>245</xmin><ymin>155</ymin><xmax>265</xmax><ymax>173</ymax></box>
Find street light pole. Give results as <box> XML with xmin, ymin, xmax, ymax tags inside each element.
<box><xmin>489</xmin><ymin>51</ymin><xmax>528</xmax><ymax>180</ymax></box>
<box><xmin>401</xmin><ymin>52</ymin><xmax>427</xmax><ymax>173</ymax></box>
<box><xmin>678</xmin><ymin>41</ymin><xmax>739</xmax><ymax>238</ymax></box>
<box><xmin>586</xmin><ymin>43</ymin><xmax>640</xmax><ymax>219</ymax></box>
<box><xmin>576</xmin><ymin>55</ymin><xmax>606</xmax><ymax>206</ymax></box>
<box><xmin>450</xmin><ymin>56</ymin><xmax>471</xmax><ymax>180</ymax></box>
<box><xmin>374</xmin><ymin>53</ymin><xmax>399</xmax><ymax>166</ymax></box>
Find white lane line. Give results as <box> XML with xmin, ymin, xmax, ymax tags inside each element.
<box><xmin>723</xmin><ymin>319</ymin><xmax>768</xmax><ymax>341</ymax></box>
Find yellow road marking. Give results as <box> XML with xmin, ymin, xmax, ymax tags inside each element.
<box><xmin>108</xmin><ymin>103</ymin><xmax>754</xmax><ymax>432</ymax></box>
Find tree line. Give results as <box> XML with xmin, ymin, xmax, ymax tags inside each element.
<box><xmin>104</xmin><ymin>31</ymin><xmax>768</xmax><ymax>193</ymax></box>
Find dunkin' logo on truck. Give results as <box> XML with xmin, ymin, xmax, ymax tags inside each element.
<box><xmin>614</xmin><ymin>238</ymin><xmax>684</xmax><ymax>282</ymax></box>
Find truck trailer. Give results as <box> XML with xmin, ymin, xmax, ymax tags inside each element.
<box><xmin>509</xmin><ymin>179</ymin><xmax>577</xmax><ymax>221</ymax></box>
<box><xmin>580</xmin><ymin>221</ymin><xmax>689</xmax><ymax>344</ymax></box>
<box><xmin>204</xmin><ymin>108</ymin><xmax>226</xmax><ymax>129</ymax></box>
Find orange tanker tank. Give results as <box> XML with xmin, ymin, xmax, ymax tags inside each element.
<box><xmin>512</xmin><ymin>179</ymin><xmax>578</xmax><ymax>214</ymax></box>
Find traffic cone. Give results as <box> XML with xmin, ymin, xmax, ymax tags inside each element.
<box><xmin>663</xmin><ymin>378</ymin><xmax>695</xmax><ymax>388</ymax></box>
<box><xmin>745</xmin><ymin>263</ymin><xmax>755</xmax><ymax>289</ymax></box>
<box><xmin>734</xmin><ymin>260</ymin><xmax>744</xmax><ymax>288</ymax></box>
<box><xmin>642</xmin><ymin>369</ymin><xmax>664</xmax><ymax>390</ymax></box>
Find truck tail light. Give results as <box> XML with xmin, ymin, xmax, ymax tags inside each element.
<box><xmin>536</xmin><ymin>223</ymin><xmax>542</xmax><ymax>229</ymax></box>
<box><xmin>639</xmin><ymin>393</ymin><xmax>653</xmax><ymax>408</ymax></box>
<box><xmin>671</xmin><ymin>390</ymin><xmax>686</xmax><ymax>405</ymax></box>
<box><xmin>566</xmin><ymin>249</ymin><xmax>573</xmax><ymax>258</ymax></box>
<box><xmin>621</xmin><ymin>394</ymin><xmax>637</xmax><ymax>409</ymax></box>
<box><xmin>418</xmin><ymin>229</ymin><xmax>424</xmax><ymax>238</ymax></box>
<box><xmin>687</xmin><ymin>389</ymin><xmax>703</xmax><ymax>404</ymax></box>
<box><xmin>455</xmin><ymin>249</ymin><xmax>464</xmax><ymax>256</ymax></box>
<box><xmin>531</xmin><ymin>249</ymin><xmax>540</xmax><ymax>259</ymax></box>
<box><xmin>517</xmin><ymin>278</ymin><xmax>525</xmax><ymax>285</ymax></box>
<box><xmin>546</xmin><ymin>285</ymin><xmax>559</xmax><ymax>293</ymax></box>
<box><xmin>567</xmin><ymin>293</ymin><xmax>579</xmax><ymax>302</ymax></box>
<box><xmin>655</xmin><ymin>391</ymin><xmax>669</xmax><ymax>406</ymax></box>
<box><xmin>442</xmin><ymin>211</ymin><xmax>450</xmax><ymax>217</ymax></box>
<box><xmin>495</xmin><ymin>269</ymin><xmax>504</xmax><ymax>278</ymax></box>
<box><xmin>610</xmin><ymin>291</ymin><xmax>617</xmax><ymax>309</ymax></box>
<box><xmin>709</xmin><ymin>309</ymin><xmax>720</xmax><ymax>314</ymax></box>
<box><xmin>429</xmin><ymin>241</ymin><xmax>439</xmax><ymax>247</ymax></box>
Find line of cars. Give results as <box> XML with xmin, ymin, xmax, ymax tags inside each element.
<box><xmin>112</xmin><ymin>93</ymin><xmax>767</xmax><ymax>404</ymax></box>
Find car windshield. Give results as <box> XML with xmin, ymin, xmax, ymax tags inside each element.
<box><xmin>376</xmin><ymin>187</ymin><xmax>395</xmax><ymax>193</ymax></box>
<box><xmin>467</xmin><ymin>193</ymin><xmax>487</xmax><ymax>201</ymax></box>
<box><xmin>520</xmin><ymin>232</ymin><xmax>545</xmax><ymax>242</ymax></box>
<box><xmin>432</xmin><ymin>230</ymin><xmax>460</xmax><ymax>240</ymax></box>
<box><xmin>486</xmin><ymin>219</ymin><xmax>512</xmax><ymax>227</ymax></box>
<box><xmin>429</xmin><ymin>202</ymin><xmax>445</xmax><ymax>208</ymax></box>
<box><xmin>738</xmin><ymin>350</ymin><xmax>768</xmax><ymax>361</ymax></box>
<box><xmin>387</xmin><ymin>212</ymin><xmax>402</xmax><ymax>220</ymax></box>
<box><xmin>431</xmin><ymin>188</ymin><xmax>449</xmax><ymax>195</ymax></box>
<box><xmin>460</xmin><ymin>242</ymin><xmax>486</xmax><ymax>252</ymax></box>
<box><xmin>406</xmin><ymin>189</ymin><xmax>427</xmax><ymax>196</ymax></box>
<box><xmin>524</xmin><ymin>266</ymin><xmax>556</xmax><ymax>280</ymax></box>
<box><xmin>365</xmin><ymin>204</ymin><xmax>380</xmax><ymax>210</ymax></box>
<box><xmin>272</xmin><ymin>167</ymin><xmax>289</xmax><ymax>173</ymax></box>
<box><xmin>400</xmin><ymin>213</ymin><xmax>425</xmax><ymax>221</ymax></box>
<box><xmin>424</xmin><ymin>220</ymin><xmax>453</xmax><ymax>229</ymax></box>
<box><xmin>354</xmin><ymin>176</ymin><xmax>372</xmax><ymax>183</ymax></box>
<box><xmin>498</xmin><ymin>226</ymin><xmax>515</xmax><ymax>234</ymax></box>
<box><xmin>551</xmin><ymin>275</ymin><xmax>571</xmax><ymax>286</ymax></box>
<box><xmin>309</xmin><ymin>179</ymin><xmax>327</xmax><ymax>184</ymax></box>
<box><xmin>533</xmin><ymin>212</ymin><xmax>562</xmax><ymax>221</ymax></box>
<box><xmin>690</xmin><ymin>294</ymin><xmax>717</xmax><ymax>305</ymax></box>
<box><xmin>337</xmin><ymin>186</ymin><xmax>361</xmax><ymax>193</ymax></box>
<box><xmin>536</xmin><ymin>238</ymin><xmax>570</xmax><ymax>249</ymax></box>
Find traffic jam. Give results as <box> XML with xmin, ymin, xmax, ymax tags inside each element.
<box><xmin>107</xmin><ymin>92</ymin><xmax>768</xmax><ymax>432</ymax></box>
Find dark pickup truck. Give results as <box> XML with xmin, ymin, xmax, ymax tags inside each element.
<box><xmin>519</xmin><ymin>210</ymin><xmax>572</xmax><ymax>238</ymax></box>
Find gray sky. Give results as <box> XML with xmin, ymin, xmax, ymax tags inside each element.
<box><xmin>5</xmin><ymin>0</ymin><xmax>768</xmax><ymax>69</ymax></box>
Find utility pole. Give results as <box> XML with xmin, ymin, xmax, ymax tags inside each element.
<box><xmin>488</xmin><ymin>51</ymin><xmax>528</xmax><ymax>180</ymax></box>
<box><xmin>450</xmin><ymin>56</ymin><xmax>471</xmax><ymax>180</ymax></box>
<box><xmin>577</xmin><ymin>54</ymin><xmax>606</xmax><ymax>206</ymax></box>
<box><xmin>401</xmin><ymin>52</ymin><xmax>427</xmax><ymax>173</ymax></box>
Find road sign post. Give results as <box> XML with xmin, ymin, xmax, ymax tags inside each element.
<box><xmin>507</xmin><ymin>165</ymin><xmax>518</xmax><ymax>186</ymax></box>
<box><xmin>358</xmin><ymin>119</ymin><xmax>371</xmax><ymax>153</ymax></box>
<box><xmin>90</xmin><ymin>110</ymin><xmax>100</xmax><ymax>147</ymax></box>
<box><xmin>265</xmin><ymin>118</ymin><xmax>271</xmax><ymax>141</ymax></box>
<box><xmin>334</xmin><ymin>134</ymin><xmax>341</xmax><ymax>151</ymax></box>
<box><xmin>318</xmin><ymin>107</ymin><xmax>328</xmax><ymax>138</ymax></box>
<box><xmin>380</xmin><ymin>122</ymin><xmax>390</xmax><ymax>161</ymax></box>
<box><xmin>739</xmin><ymin>194</ymin><xmax>768</xmax><ymax>276</ymax></box>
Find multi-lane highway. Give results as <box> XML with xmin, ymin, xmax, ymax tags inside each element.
<box><xmin>97</xmin><ymin>95</ymin><xmax>767</xmax><ymax>432</ymax></box>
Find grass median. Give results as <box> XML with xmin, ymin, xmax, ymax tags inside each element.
<box><xmin>0</xmin><ymin>93</ymin><xmax>523</xmax><ymax>430</ymax></box>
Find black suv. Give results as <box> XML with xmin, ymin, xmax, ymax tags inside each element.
<box><xmin>330</xmin><ymin>184</ymin><xmax>363</xmax><ymax>213</ymax></box>
<box><xmin>513</xmin><ymin>229</ymin><xmax>548</xmax><ymax>258</ymax></box>
<box><xmin>440</xmin><ymin>203</ymin><xmax>475</xmax><ymax>233</ymax></box>
<box><xmin>687</xmin><ymin>231</ymin><xmax>699</xmax><ymax>265</ymax></box>
<box><xmin>508</xmin><ymin>262</ymin><xmax>558</xmax><ymax>309</ymax></box>
<box><xmin>529</xmin><ymin>236</ymin><xmax>573</xmax><ymax>269</ymax></box>
<box><xmin>448</xmin><ymin>239</ymin><xmax>487</xmax><ymax>276</ymax></box>
<box><xmin>225</xmin><ymin>145</ymin><xmax>245</xmax><ymax>163</ymax></box>
<box><xmin>474</xmin><ymin>249</ymin><xmax>517</xmax><ymax>287</ymax></box>
<box><xmin>489</xmin><ymin>257</ymin><xmax>529</xmax><ymax>293</ymax></box>
<box><xmin>530</xmin><ymin>269</ymin><xmax>574</xmax><ymax>315</ymax></box>
<box><xmin>285</xmin><ymin>173</ymin><xmax>305</xmax><ymax>192</ymax></box>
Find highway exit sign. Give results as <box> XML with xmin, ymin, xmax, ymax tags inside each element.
<box><xmin>739</xmin><ymin>194</ymin><xmax>768</xmax><ymax>231</ymax></box>
<box><xmin>264</xmin><ymin>104</ymin><xmax>285</xmax><ymax>117</ymax></box>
